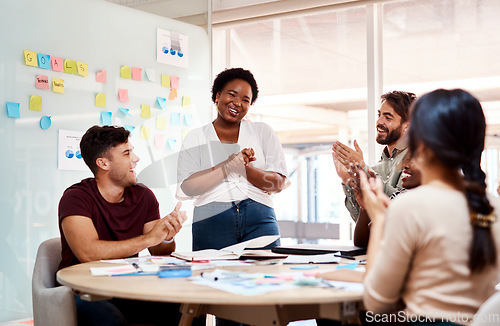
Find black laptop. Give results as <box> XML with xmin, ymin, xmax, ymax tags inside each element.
<box><xmin>271</xmin><ymin>244</ymin><xmax>366</xmax><ymax>256</ymax></box>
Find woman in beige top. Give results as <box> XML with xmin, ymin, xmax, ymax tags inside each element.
<box><xmin>360</xmin><ymin>89</ymin><xmax>500</xmax><ymax>325</ymax></box>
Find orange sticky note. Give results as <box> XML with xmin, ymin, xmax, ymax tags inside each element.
<box><xmin>64</xmin><ymin>59</ymin><xmax>77</xmax><ymax>74</ymax></box>
<box><xmin>35</xmin><ymin>75</ymin><xmax>50</xmax><ymax>90</ymax></box>
<box><xmin>29</xmin><ymin>95</ymin><xmax>42</xmax><ymax>111</ymax></box>
<box><xmin>118</xmin><ymin>89</ymin><xmax>129</xmax><ymax>102</ymax></box>
<box><xmin>51</xmin><ymin>57</ymin><xmax>64</xmax><ymax>72</ymax></box>
<box><xmin>171</xmin><ymin>76</ymin><xmax>180</xmax><ymax>89</ymax></box>
<box><xmin>140</xmin><ymin>126</ymin><xmax>150</xmax><ymax>139</ymax></box>
<box><xmin>77</xmin><ymin>62</ymin><xmax>89</xmax><ymax>77</ymax></box>
<box><xmin>95</xmin><ymin>93</ymin><xmax>106</xmax><ymax>107</ymax></box>
<box><xmin>96</xmin><ymin>69</ymin><xmax>106</xmax><ymax>83</ymax></box>
<box><xmin>141</xmin><ymin>105</ymin><xmax>150</xmax><ymax>118</ymax></box>
<box><xmin>24</xmin><ymin>50</ymin><xmax>38</xmax><ymax>67</ymax></box>
<box><xmin>132</xmin><ymin>67</ymin><xmax>142</xmax><ymax>81</ymax></box>
<box><xmin>169</xmin><ymin>88</ymin><xmax>177</xmax><ymax>100</ymax></box>
<box><xmin>52</xmin><ymin>78</ymin><xmax>65</xmax><ymax>94</ymax></box>
<box><xmin>121</xmin><ymin>65</ymin><xmax>131</xmax><ymax>79</ymax></box>
<box><xmin>161</xmin><ymin>74</ymin><xmax>170</xmax><ymax>88</ymax></box>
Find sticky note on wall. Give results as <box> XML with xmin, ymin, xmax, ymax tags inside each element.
<box><xmin>101</xmin><ymin>112</ymin><xmax>112</xmax><ymax>125</ymax></box>
<box><xmin>95</xmin><ymin>93</ymin><xmax>106</xmax><ymax>107</ymax></box>
<box><xmin>141</xmin><ymin>105</ymin><xmax>150</xmax><ymax>118</ymax></box>
<box><xmin>52</xmin><ymin>78</ymin><xmax>65</xmax><ymax>94</ymax></box>
<box><xmin>6</xmin><ymin>102</ymin><xmax>20</xmax><ymax>118</ymax></box>
<box><xmin>37</xmin><ymin>54</ymin><xmax>51</xmax><ymax>70</ymax></box>
<box><xmin>36</xmin><ymin>75</ymin><xmax>50</xmax><ymax>90</ymax></box>
<box><xmin>64</xmin><ymin>59</ymin><xmax>77</xmax><ymax>74</ymax></box>
<box><xmin>131</xmin><ymin>67</ymin><xmax>142</xmax><ymax>81</ymax></box>
<box><xmin>51</xmin><ymin>57</ymin><xmax>64</xmax><ymax>72</ymax></box>
<box><xmin>96</xmin><ymin>70</ymin><xmax>106</xmax><ymax>83</ymax></box>
<box><xmin>121</xmin><ymin>65</ymin><xmax>131</xmax><ymax>79</ymax></box>
<box><xmin>156</xmin><ymin>117</ymin><xmax>166</xmax><ymax>129</ymax></box>
<box><xmin>182</xmin><ymin>96</ymin><xmax>190</xmax><ymax>108</ymax></box>
<box><xmin>140</xmin><ymin>126</ymin><xmax>150</xmax><ymax>139</ymax></box>
<box><xmin>24</xmin><ymin>50</ymin><xmax>38</xmax><ymax>67</ymax></box>
<box><xmin>118</xmin><ymin>89</ymin><xmax>129</xmax><ymax>102</ymax></box>
<box><xmin>171</xmin><ymin>76</ymin><xmax>179</xmax><ymax>89</ymax></box>
<box><xmin>77</xmin><ymin>62</ymin><xmax>89</xmax><ymax>77</ymax></box>
<box><xmin>30</xmin><ymin>95</ymin><xmax>42</xmax><ymax>111</ymax></box>
<box><xmin>161</xmin><ymin>74</ymin><xmax>170</xmax><ymax>88</ymax></box>
<box><xmin>171</xmin><ymin>112</ymin><xmax>180</xmax><ymax>125</ymax></box>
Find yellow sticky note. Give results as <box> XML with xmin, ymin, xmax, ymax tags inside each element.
<box><xmin>121</xmin><ymin>65</ymin><xmax>131</xmax><ymax>79</ymax></box>
<box><xmin>182</xmin><ymin>96</ymin><xmax>191</xmax><ymax>108</ymax></box>
<box><xmin>77</xmin><ymin>62</ymin><xmax>89</xmax><ymax>77</ymax></box>
<box><xmin>29</xmin><ymin>95</ymin><xmax>42</xmax><ymax>111</ymax></box>
<box><xmin>95</xmin><ymin>93</ymin><xmax>106</xmax><ymax>107</ymax></box>
<box><xmin>169</xmin><ymin>88</ymin><xmax>177</xmax><ymax>100</ymax></box>
<box><xmin>161</xmin><ymin>74</ymin><xmax>170</xmax><ymax>88</ymax></box>
<box><xmin>24</xmin><ymin>50</ymin><xmax>38</xmax><ymax>67</ymax></box>
<box><xmin>52</xmin><ymin>78</ymin><xmax>65</xmax><ymax>94</ymax></box>
<box><xmin>156</xmin><ymin>117</ymin><xmax>166</xmax><ymax>130</ymax></box>
<box><xmin>141</xmin><ymin>105</ymin><xmax>150</xmax><ymax>118</ymax></box>
<box><xmin>140</xmin><ymin>126</ymin><xmax>150</xmax><ymax>139</ymax></box>
<box><xmin>182</xmin><ymin>129</ymin><xmax>190</xmax><ymax>140</ymax></box>
<box><xmin>64</xmin><ymin>59</ymin><xmax>77</xmax><ymax>74</ymax></box>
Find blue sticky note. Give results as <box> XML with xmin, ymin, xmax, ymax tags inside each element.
<box><xmin>336</xmin><ymin>263</ymin><xmax>359</xmax><ymax>270</ymax></box>
<box><xmin>119</xmin><ymin>108</ymin><xmax>132</xmax><ymax>117</ymax></box>
<box><xmin>101</xmin><ymin>112</ymin><xmax>112</xmax><ymax>125</ymax></box>
<box><xmin>184</xmin><ymin>114</ymin><xmax>193</xmax><ymax>126</ymax></box>
<box><xmin>6</xmin><ymin>102</ymin><xmax>20</xmax><ymax>118</ymax></box>
<box><xmin>40</xmin><ymin>116</ymin><xmax>51</xmax><ymax>130</ymax></box>
<box><xmin>124</xmin><ymin>125</ymin><xmax>135</xmax><ymax>132</ymax></box>
<box><xmin>290</xmin><ymin>265</ymin><xmax>318</xmax><ymax>270</ymax></box>
<box><xmin>156</xmin><ymin>97</ymin><xmax>167</xmax><ymax>109</ymax></box>
<box><xmin>167</xmin><ymin>138</ymin><xmax>178</xmax><ymax>150</ymax></box>
<box><xmin>37</xmin><ymin>54</ymin><xmax>51</xmax><ymax>70</ymax></box>
<box><xmin>171</xmin><ymin>112</ymin><xmax>180</xmax><ymax>125</ymax></box>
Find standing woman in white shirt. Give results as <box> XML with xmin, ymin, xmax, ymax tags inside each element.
<box><xmin>176</xmin><ymin>68</ymin><xmax>288</xmax><ymax>251</ymax></box>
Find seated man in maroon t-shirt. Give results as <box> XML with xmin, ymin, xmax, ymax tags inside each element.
<box><xmin>58</xmin><ymin>125</ymin><xmax>197</xmax><ymax>326</ymax></box>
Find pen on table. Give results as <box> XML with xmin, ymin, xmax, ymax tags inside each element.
<box><xmin>334</xmin><ymin>254</ymin><xmax>356</xmax><ymax>260</ymax></box>
<box><xmin>132</xmin><ymin>263</ymin><xmax>144</xmax><ymax>273</ymax></box>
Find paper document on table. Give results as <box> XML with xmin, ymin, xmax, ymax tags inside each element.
<box><xmin>172</xmin><ymin>235</ymin><xmax>279</xmax><ymax>261</ymax></box>
<box><xmin>283</xmin><ymin>253</ymin><xmax>340</xmax><ymax>264</ymax></box>
<box><xmin>321</xmin><ymin>280</ymin><xmax>364</xmax><ymax>292</ymax></box>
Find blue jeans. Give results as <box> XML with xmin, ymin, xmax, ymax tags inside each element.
<box><xmin>192</xmin><ymin>198</ymin><xmax>281</xmax><ymax>250</ymax></box>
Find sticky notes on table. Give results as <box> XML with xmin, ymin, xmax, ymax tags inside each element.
<box><xmin>156</xmin><ymin>117</ymin><xmax>166</xmax><ymax>130</ymax></box>
<box><xmin>51</xmin><ymin>57</ymin><xmax>64</xmax><ymax>72</ymax></box>
<box><xmin>141</xmin><ymin>105</ymin><xmax>150</xmax><ymax>118</ymax></box>
<box><xmin>118</xmin><ymin>89</ymin><xmax>129</xmax><ymax>102</ymax></box>
<box><xmin>182</xmin><ymin>96</ymin><xmax>190</xmax><ymax>108</ymax></box>
<box><xmin>36</xmin><ymin>75</ymin><xmax>50</xmax><ymax>90</ymax></box>
<box><xmin>171</xmin><ymin>112</ymin><xmax>180</xmax><ymax>125</ymax></box>
<box><xmin>140</xmin><ymin>126</ymin><xmax>150</xmax><ymax>139</ymax></box>
<box><xmin>145</xmin><ymin>68</ymin><xmax>155</xmax><ymax>81</ymax></box>
<box><xmin>52</xmin><ymin>78</ymin><xmax>65</xmax><ymax>94</ymax></box>
<box><xmin>157</xmin><ymin>97</ymin><xmax>167</xmax><ymax>109</ymax></box>
<box><xmin>30</xmin><ymin>95</ymin><xmax>42</xmax><ymax>111</ymax></box>
<box><xmin>95</xmin><ymin>93</ymin><xmax>106</xmax><ymax>107</ymax></box>
<box><xmin>161</xmin><ymin>74</ymin><xmax>170</xmax><ymax>88</ymax></box>
<box><xmin>96</xmin><ymin>69</ymin><xmax>106</xmax><ymax>83</ymax></box>
<box><xmin>24</xmin><ymin>50</ymin><xmax>38</xmax><ymax>67</ymax></box>
<box><xmin>37</xmin><ymin>54</ymin><xmax>51</xmax><ymax>70</ymax></box>
<box><xmin>171</xmin><ymin>76</ymin><xmax>179</xmax><ymax>89</ymax></box>
<box><xmin>77</xmin><ymin>62</ymin><xmax>89</xmax><ymax>77</ymax></box>
<box><xmin>64</xmin><ymin>59</ymin><xmax>77</xmax><ymax>74</ymax></box>
<box><xmin>101</xmin><ymin>112</ymin><xmax>112</xmax><ymax>125</ymax></box>
<box><xmin>121</xmin><ymin>65</ymin><xmax>131</xmax><ymax>79</ymax></box>
<box><xmin>131</xmin><ymin>67</ymin><xmax>142</xmax><ymax>81</ymax></box>
<box><xmin>6</xmin><ymin>102</ymin><xmax>20</xmax><ymax>118</ymax></box>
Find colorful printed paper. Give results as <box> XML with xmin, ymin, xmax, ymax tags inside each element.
<box><xmin>36</xmin><ymin>75</ymin><xmax>50</xmax><ymax>90</ymax></box>
<box><xmin>120</xmin><ymin>65</ymin><xmax>131</xmax><ymax>79</ymax></box>
<box><xmin>30</xmin><ymin>95</ymin><xmax>42</xmax><ymax>111</ymax></box>
<box><xmin>141</xmin><ymin>105</ymin><xmax>150</xmax><ymax>118</ymax></box>
<box><xmin>51</xmin><ymin>57</ymin><xmax>64</xmax><ymax>72</ymax></box>
<box><xmin>64</xmin><ymin>59</ymin><xmax>77</xmax><ymax>74</ymax></box>
<box><xmin>95</xmin><ymin>93</ymin><xmax>106</xmax><ymax>107</ymax></box>
<box><xmin>161</xmin><ymin>74</ymin><xmax>170</xmax><ymax>88</ymax></box>
<box><xmin>37</xmin><ymin>54</ymin><xmax>51</xmax><ymax>70</ymax></box>
<box><xmin>118</xmin><ymin>89</ymin><xmax>129</xmax><ymax>102</ymax></box>
<box><xmin>24</xmin><ymin>50</ymin><xmax>38</xmax><ymax>67</ymax></box>
<box><xmin>131</xmin><ymin>67</ymin><xmax>142</xmax><ymax>81</ymax></box>
<box><xmin>96</xmin><ymin>69</ymin><xmax>106</xmax><ymax>83</ymax></box>
<box><xmin>6</xmin><ymin>102</ymin><xmax>20</xmax><ymax>118</ymax></box>
<box><xmin>52</xmin><ymin>78</ymin><xmax>65</xmax><ymax>94</ymax></box>
<box><xmin>77</xmin><ymin>62</ymin><xmax>89</xmax><ymax>77</ymax></box>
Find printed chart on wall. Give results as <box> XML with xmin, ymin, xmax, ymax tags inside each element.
<box><xmin>157</xmin><ymin>28</ymin><xmax>189</xmax><ymax>68</ymax></box>
<box><xmin>58</xmin><ymin>130</ymin><xmax>87</xmax><ymax>171</ymax></box>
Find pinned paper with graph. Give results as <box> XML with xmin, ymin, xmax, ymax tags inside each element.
<box><xmin>157</xmin><ymin>28</ymin><xmax>188</xmax><ymax>68</ymax></box>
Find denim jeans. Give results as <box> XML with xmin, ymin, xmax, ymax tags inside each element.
<box><xmin>192</xmin><ymin>198</ymin><xmax>281</xmax><ymax>250</ymax></box>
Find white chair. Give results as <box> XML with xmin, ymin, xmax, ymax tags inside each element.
<box><xmin>471</xmin><ymin>291</ymin><xmax>500</xmax><ymax>326</ymax></box>
<box><xmin>32</xmin><ymin>237</ymin><xmax>77</xmax><ymax>326</ymax></box>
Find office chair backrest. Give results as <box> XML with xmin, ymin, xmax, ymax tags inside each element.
<box><xmin>470</xmin><ymin>291</ymin><xmax>500</xmax><ymax>326</ymax></box>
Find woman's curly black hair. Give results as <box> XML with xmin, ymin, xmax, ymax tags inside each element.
<box><xmin>211</xmin><ymin>68</ymin><xmax>259</xmax><ymax>105</ymax></box>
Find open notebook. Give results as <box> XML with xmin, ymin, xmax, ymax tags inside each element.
<box><xmin>271</xmin><ymin>244</ymin><xmax>366</xmax><ymax>257</ymax></box>
<box><xmin>172</xmin><ymin>235</ymin><xmax>286</xmax><ymax>261</ymax></box>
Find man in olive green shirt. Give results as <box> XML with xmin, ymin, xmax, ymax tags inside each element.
<box><xmin>332</xmin><ymin>91</ymin><xmax>416</xmax><ymax>222</ymax></box>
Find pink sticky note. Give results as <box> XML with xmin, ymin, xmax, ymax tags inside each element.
<box><xmin>35</xmin><ymin>74</ymin><xmax>50</xmax><ymax>90</ymax></box>
<box><xmin>131</xmin><ymin>67</ymin><xmax>142</xmax><ymax>81</ymax></box>
<box><xmin>51</xmin><ymin>57</ymin><xmax>64</xmax><ymax>72</ymax></box>
<box><xmin>118</xmin><ymin>89</ymin><xmax>129</xmax><ymax>102</ymax></box>
<box><xmin>171</xmin><ymin>76</ymin><xmax>180</xmax><ymax>89</ymax></box>
<box><xmin>154</xmin><ymin>134</ymin><xmax>164</xmax><ymax>148</ymax></box>
<box><xmin>96</xmin><ymin>70</ymin><xmax>106</xmax><ymax>83</ymax></box>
